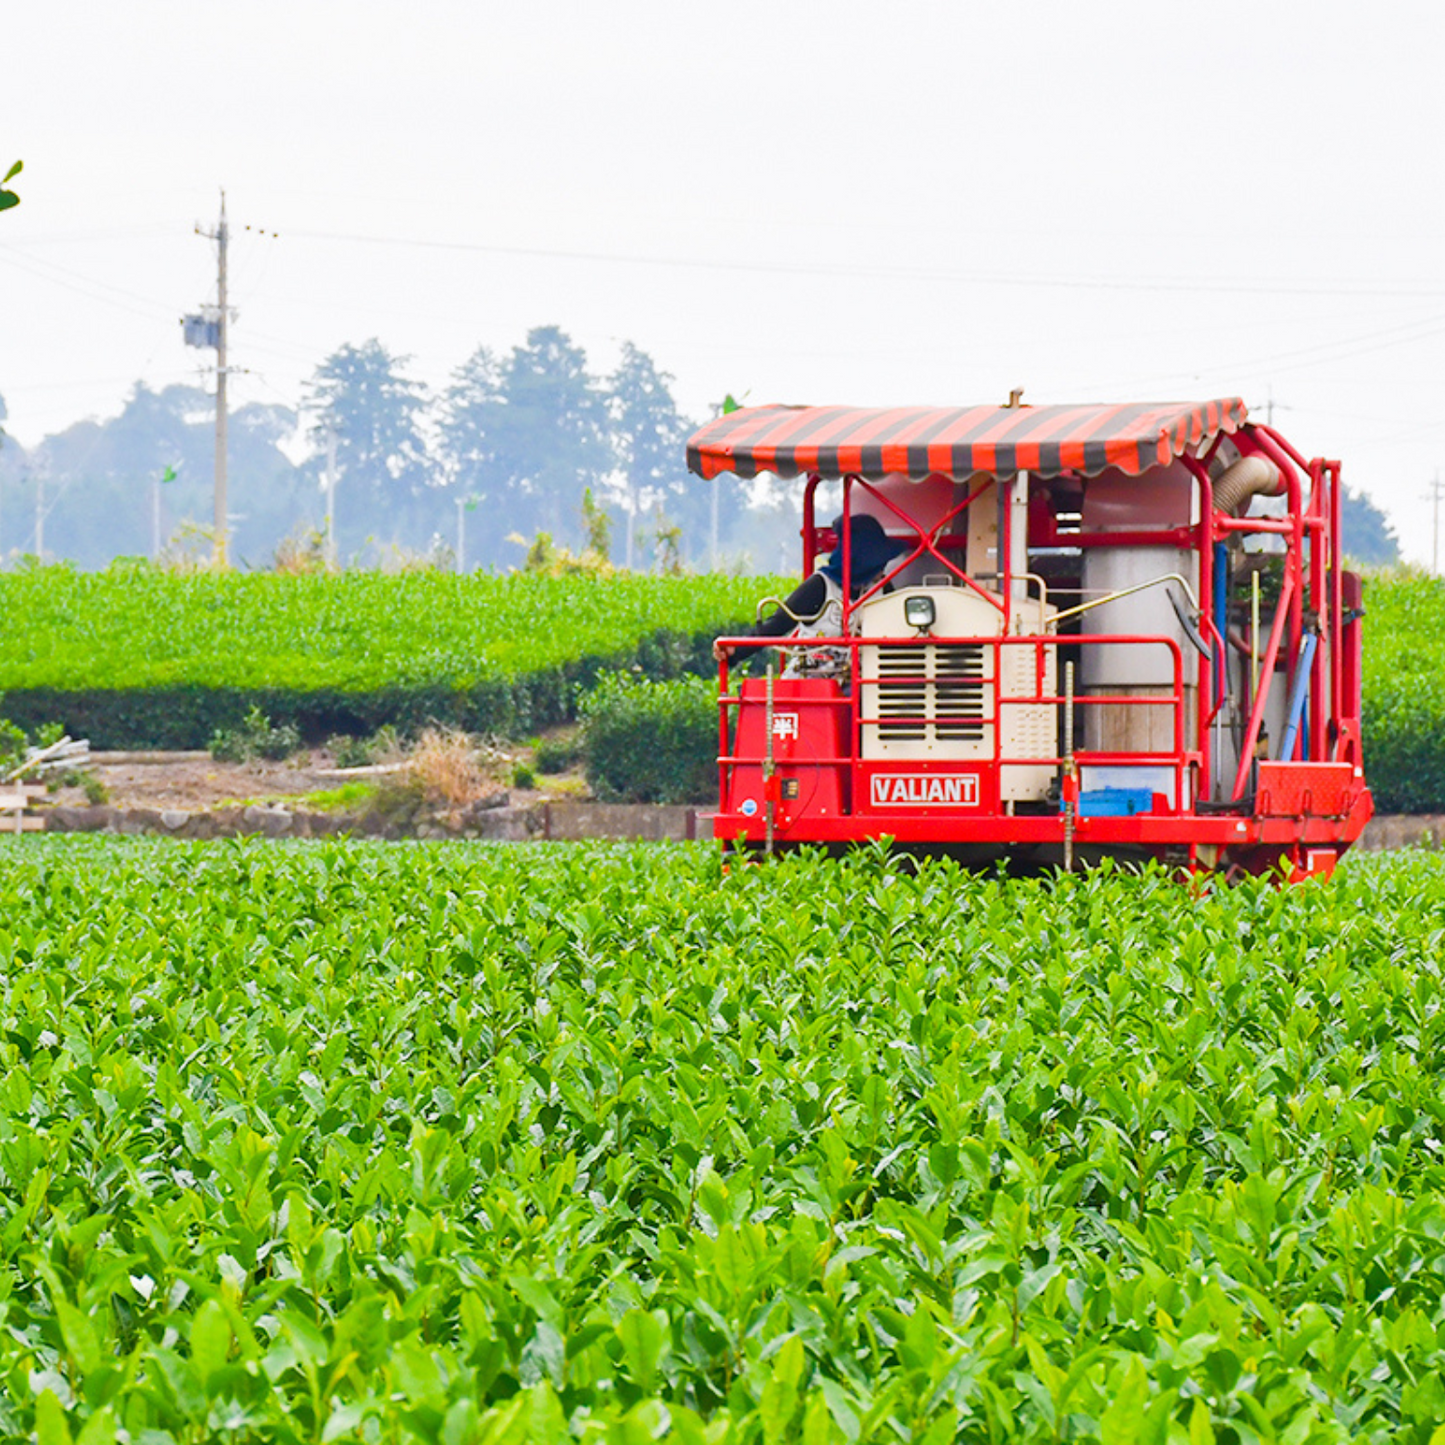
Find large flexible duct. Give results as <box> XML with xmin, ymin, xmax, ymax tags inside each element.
<box><xmin>1213</xmin><ymin>453</ymin><xmax>1283</xmax><ymax>516</ymax></box>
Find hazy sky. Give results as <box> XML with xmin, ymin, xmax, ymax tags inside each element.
<box><xmin>5</xmin><ymin>1</ymin><xmax>1444</xmax><ymax>557</ymax></box>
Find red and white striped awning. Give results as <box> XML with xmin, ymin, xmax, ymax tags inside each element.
<box><xmin>686</xmin><ymin>399</ymin><xmax>1247</xmax><ymax>482</ymax></box>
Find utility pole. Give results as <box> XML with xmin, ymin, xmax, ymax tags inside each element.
<box><xmin>192</xmin><ymin>193</ymin><xmax>229</xmax><ymax>567</ymax></box>
<box><xmin>455</xmin><ymin>494</ymin><xmax>466</xmax><ymax>573</ymax></box>
<box><xmin>1431</xmin><ymin>470</ymin><xmax>1443</xmax><ymax>574</ymax></box>
<box><xmin>34</xmin><ymin>467</ymin><xmax>42</xmax><ymax>561</ymax></box>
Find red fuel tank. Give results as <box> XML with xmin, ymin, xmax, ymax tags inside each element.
<box><xmin>725</xmin><ymin>678</ymin><xmax>851</xmax><ymax>829</ymax></box>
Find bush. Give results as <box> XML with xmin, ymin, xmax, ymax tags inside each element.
<box><xmin>581</xmin><ymin>673</ymin><xmax>717</xmax><ymax>805</ymax></box>
<box><xmin>209</xmin><ymin>706</ymin><xmax>302</xmax><ymax>763</ymax></box>
<box><xmin>534</xmin><ymin>734</ymin><xmax>581</xmax><ymax>774</ymax></box>
<box><xmin>327</xmin><ymin>725</ymin><xmax>400</xmax><ymax>769</ymax></box>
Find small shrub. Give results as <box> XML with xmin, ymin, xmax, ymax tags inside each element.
<box><xmin>209</xmin><ymin>706</ymin><xmax>302</xmax><ymax>763</ymax></box>
<box><xmin>327</xmin><ymin>726</ymin><xmax>401</xmax><ymax>769</ymax></box>
<box><xmin>0</xmin><ymin>716</ymin><xmax>68</xmax><ymax>781</ymax></box>
<box><xmin>327</xmin><ymin>734</ymin><xmax>369</xmax><ymax>769</ymax></box>
<box><xmin>0</xmin><ymin>719</ymin><xmax>27</xmax><ymax>775</ymax></box>
<box><xmin>580</xmin><ymin>673</ymin><xmax>716</xmax><ymax>804</ymax></box>
<box><xmin>82</xmin><ymin>772</ymin><xmax>110</xmax><ymax>806</ymax></box>
<box><xmin>512</xmin><ymin>763</ymin><xmax>537</xmax><ymax>790</ymax></box>
<box><xmin>534</xmin><ymin>735</ymin><xmax>581</xmax><ymax>774</ymax></box>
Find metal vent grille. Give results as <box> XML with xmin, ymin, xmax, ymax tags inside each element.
<box><xmin>877</xmin><ymin>643</ymin><xmax>986</xmax><ymax>742</ymax></box>
<box><xmin>877</xmin><ymin>646</ymin><xmax>927</xmax><ymax>740</ymax></box>
<box><xmin>934</xmin><ymin>645</ymin><xmax>986</xmax><ymax>740</ymax></box>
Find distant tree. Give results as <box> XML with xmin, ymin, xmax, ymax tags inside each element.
<box><xmin>607</xmin><ymin>342</ymin><xmax>694</xmax><ymax>569</ymax></box>
<box><xmin>436</xmin><ymin>345</ymin><xmax>504</xmax><ymax>512</ymax></box>
<box><xmin>484</xmin><ymin>326</ymin><xmax>609</xmax><ymax>553</ymax></box>
<box><xmin>1341</xmin><ymin>485</ymin><xmax>1400</xmax><ymax>567</ymax></box>
<box><xmin>7</xmin><ymin>382</ymin><xmax>305</xmax><ymax>568</ymax></box>
<box><xmin>306</xmin><ymin>340</ymin><xmax>430</xmax><ymax>524</ymax></box>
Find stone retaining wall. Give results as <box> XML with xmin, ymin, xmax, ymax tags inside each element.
<box><xmin>40</xmin><ymin>800</ymin><xmax>713</xmax><ymax>843</ymax></box>
<box><xmin>29</xmin><ymin>802</ymin><xmax>1443</xmax><ymax>851</ymax></box>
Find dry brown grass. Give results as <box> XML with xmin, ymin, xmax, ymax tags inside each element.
<box><xmin>407</xmin><ymin>727</ymin><xmax>504</xmax><ymax>806</ymax></box>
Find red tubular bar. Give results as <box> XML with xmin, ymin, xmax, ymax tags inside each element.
<box><xmin>716</xmin><ymin>630</ymin><xmax>1193</xmax><ymax>817</ymax></box>
<box><xmin>1329</xmin><ymin>461</ymin><xmax>1344</xmax><ymax>750</ymax></box>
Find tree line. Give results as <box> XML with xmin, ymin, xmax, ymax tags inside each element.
<box><xmin>0</xmin><ymin>328</ymin><xmax>793</xmax><ymax>573</ymax></box>
<box><xmin>0</xmin><ymin>332</ymin><xmax>1404</xmax><ymax>570</ymax></box>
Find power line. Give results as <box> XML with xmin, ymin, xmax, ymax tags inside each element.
<box><xmin>283</xmin><ymin>227</ymin><xmax>1445</xmax><ymax>300</ymax></box>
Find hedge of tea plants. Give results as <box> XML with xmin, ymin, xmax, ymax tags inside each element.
<box><xmin>2</xmin><ymin>838</ymin><xmax>1444</xmax><ymax>1441</ymax></box>
<box><xmin>0</xmin><ymin>566</ymin><xmax>782</xmax><ymax>749</ymax></box>
<box><xmin>1358</xmin><ymin>570</ymin><xmax>1445</xmax><ymax>812</ymax></box>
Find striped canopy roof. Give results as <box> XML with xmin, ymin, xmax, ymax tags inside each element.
<box><xmin>686</xmin><ymin>399</ymin><xmax>1247</xmax><ymax>482</ymax></box>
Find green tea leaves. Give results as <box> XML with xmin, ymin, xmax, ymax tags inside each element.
<box><xmin>0</xmin><ymin>840</ymin><xmax>1441</xmax><ymax>1437</ymax></box>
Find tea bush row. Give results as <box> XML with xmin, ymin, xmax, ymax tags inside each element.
<box><xmin>1358</xmin><ymin>570</ymin><xmax>1445</xmax><ymax>811</ymax></box>
<box><xmin>0</xmin><ymin>566</ymin><xmax>780</xmax><ymax>748</ymax></box>
<box><xmin>1</xmin><ymin>839</ymin><xmax>1443</xmax><ymax>1440</ymax></box>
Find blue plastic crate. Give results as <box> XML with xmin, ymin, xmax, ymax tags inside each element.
<box><xmin>1073</xmin><ymin>787</ymin><xmax>1155</xmax><ymax>818</ymax></box>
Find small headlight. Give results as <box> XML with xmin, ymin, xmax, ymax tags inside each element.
<box><xmin>904</xmin><ymin>595</ymin><xmax>936</xmax><ymax>630</ymax></box>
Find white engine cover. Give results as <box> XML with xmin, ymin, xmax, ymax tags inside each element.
<box><xmin>857</xmin><ymin>586</ymin><xmax>1058</xmax><ymax>801</ymax></box>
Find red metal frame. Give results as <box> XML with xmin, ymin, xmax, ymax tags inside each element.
<box><xmin>712</xmin><ymin>420</ymin><xmax>1372</xmax><ymax>873</ymax></box>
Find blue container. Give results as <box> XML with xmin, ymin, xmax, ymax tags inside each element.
<box><xmin>1073</xmin><ymin>787</ymin><xmax>1155</xmax><ymax>818</ymax></box>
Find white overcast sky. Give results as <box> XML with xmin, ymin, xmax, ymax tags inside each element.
<box><xmin>4</xmin><ymin>1</ymin><xmax>1444</xmax><ymax>558</ymax></box>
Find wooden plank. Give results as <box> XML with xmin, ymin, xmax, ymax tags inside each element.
<box><xmin>89</xmin><ymin>751</ymin><xmax>212</xmax><ymax>765</ymax></box>
<box><xmin>0</xmin><ymin>816</ymin><xmax>45</xmax><ymax>833</ymax></box>
<box><xmin>0</xmin><ymin>795</ymin><xmax>35</xmax><ymax>811</ymax></box>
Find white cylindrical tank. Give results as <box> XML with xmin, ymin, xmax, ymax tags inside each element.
<box><xmin>1080</xmin><ymin>546</ymin><xmax>1198</xmax><ymax>754</ymax></box>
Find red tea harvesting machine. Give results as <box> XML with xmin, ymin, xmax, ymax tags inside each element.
<box><xmin>687</xmin><ymin>398</ymin><xmax>1371</xmax><ymax>878</ymax></box>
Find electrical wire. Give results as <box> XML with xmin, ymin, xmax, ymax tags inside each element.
<box><xmin>283</xmin><ymin>226</ymin><xmax>1445</xmax><ymax>301</ymax></box>
<box><xmin>0</xmin><ymin>245</ymin><xmax>180</xmax><ymax>322</ymax></box>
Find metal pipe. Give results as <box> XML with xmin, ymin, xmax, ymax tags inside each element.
<box><xmin>1048</xmin><ymin>572</ymin><xmax>1201</xmax><ymax>626</ymax></box>
<box><xmin>1251</xmin><ymin>571</ymin><xmax>1261</xmax><ymax>697</ymax></box>
<box><xmin>1279</xmin><ymin>633</ymin><xmax>1318</xmax><ymax>761</ymax></box>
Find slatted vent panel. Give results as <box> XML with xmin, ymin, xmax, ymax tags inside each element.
<box><xmin>877</xmin><ymin>646</ymin><xmax>927</xmax><ymax>740</ymax></box>
<box><xmin>934</xmin><ymin>645</ymin><xmax>986</xmax><ymax>741</ymax></box>
<box><xmin>876</xmin><ymin>644</ymin><xmax>986</xmax><ymax>743</ymax></box>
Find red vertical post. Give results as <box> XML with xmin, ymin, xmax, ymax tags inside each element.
<box><xmin>1329</xmin><ymin>462</ymin><xmax>1344</xmax><ymax>751</ymax></box>
<box><xmin>1308</xmin><ymin>461</ymin><xmax>1327</xmax><ymax>761</ymax></box>
<box><xmin>717</xmin><ymin>649</ymin><xmax>731</xmax><ymax>812</ymax></box>
<box><xmin>1190</xmin><ymin>457</ymin><xmax>1214</xmax><ymax>799</ymax></box>
<box><xmin>802</xmin><ymin>475</ymin><xmax>819</xmax><ymax>576</ymax></box>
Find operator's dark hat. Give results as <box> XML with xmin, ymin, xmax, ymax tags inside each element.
<box><xmin>822</xmin><ymin>513</ymin><xmax>908</xmax><ymax>586</ymax></box>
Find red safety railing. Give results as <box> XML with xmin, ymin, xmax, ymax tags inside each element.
<box><xmin>715</xmin><ymin>630</ymin><xmax>1191</xmax><ymax>814</ymax></box>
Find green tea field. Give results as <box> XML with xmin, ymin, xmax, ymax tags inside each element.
<box><xmin>2</xmin><ymin>839</ymin><xmax>1442</xmax><ymax>1441</ymax></box>
<box><xmin>0</xmin><ymin>567</ymin><xmax>786</xmax><ymax>749</ymax></box>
